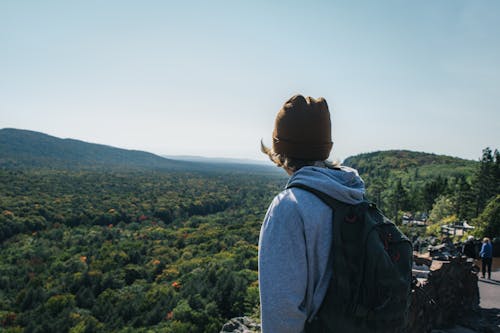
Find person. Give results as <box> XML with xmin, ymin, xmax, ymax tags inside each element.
<box><xmin>258</xmin><ymin>94</ymin><xmax>365</xmax><ymax>332</ymax></box>
<box><xmin>479</xmin><ymin>237</ymin><xmax>493</xmax><ymax>279</ymax></box>
<box><xmin>462</xmin><ymin>235</ymin><xmax>477</xmax><ymax>259</ymax></box>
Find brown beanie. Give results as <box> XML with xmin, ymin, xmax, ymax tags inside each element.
<box><xmin>272</xmin><ymin>94</ymin><xmax>333</xmax><ymax>160</ymax></box>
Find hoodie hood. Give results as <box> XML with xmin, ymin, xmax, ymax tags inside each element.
<box><xmin>286</xmin><ymin>165</ymin><xmax>365</xmax><ymax>204</ymax></box>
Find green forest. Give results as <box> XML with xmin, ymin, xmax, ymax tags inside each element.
<box><xmin>0</xmin><ymin>168</ymin><xmax>285</xmax><ymax>332</ymax></box>
<box><xmin>344</xmin><ymin>148</ymin><xmax>500</xmax><ymax>238</ymax></box>
<box><xmin>0</xmin><ymin>145</ymin><xmax>499</xmax><ymax>332</ymax></box>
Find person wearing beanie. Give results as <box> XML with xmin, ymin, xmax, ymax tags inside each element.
<box><xmin>258</xmin><ymin>95</ymin><xmax>366</xmax><ymax>332</ymax></box>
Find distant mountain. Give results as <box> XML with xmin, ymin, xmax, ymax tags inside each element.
<box><xmin>4</xmin><ymin>128</ymin><xmax>476</xmax><ymax>179</ymax></box>
<box><xmin>0</xmin><ymin>128</ymin><xmax>280</xmax><ymax>174</ymax></box>
<box><xmin>343</xmin><ymin>150</ymin><xmax>477</xmax><ymax>181</ymax></box>
<box><xmin>163</xmin><ymin>155</ymin><xmax>268</xmax><ymax>165</ymax></box>
<box><xmin>0</xmin><ymin>128</ymin><xmax>195</xmax><ymax>170</ymax></box>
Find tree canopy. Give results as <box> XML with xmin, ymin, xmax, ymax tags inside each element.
<box><xmin>0</xmin><ymin>168</ymin><xmax>285</xmax><ymax>332</ymax></box>
<box><xmin>0</xmin><ymin>147</ymin><xmax>498</xmax><ymax>332</ymax></box>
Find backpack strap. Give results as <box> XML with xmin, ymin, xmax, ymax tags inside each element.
<box><xmin>286</xmin><ymin>183</ymin><xmax>362</xmax><ymax>312</ymax></box>
<box><xmin>286</xmin><ymin>183</ymin><xmax>344</xmax><ymax>210</ymax></box>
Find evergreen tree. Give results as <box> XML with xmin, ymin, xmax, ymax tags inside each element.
<box><xmin>472</xmin><ymin>147</ymin><xmax>498</xmax><ymax>217</ymax></box>
<box><xmin>368</xmin><ymin>178</ymin><xmax>385</xmax><ymax>209</ymax></box>
<box><xmin>388</xmin><ymin>179</ymin><xmax>409</xmax><ymax>221</ymax></box>
<box><xmin>495</xmin><ymin>149</ymin><xmax>500</xmax><ymax>194</ymax></box>
<box><xmin>421</xmin><ymin>176</ymin><xmax>448</xmax><ymax>212</ymax></box>
<box><xmin>452</xmin><ymin>175</ymin><xmax>474</xmax><ymax>221</ymax></box>
<box><xmin>472</xmin><ymin>195</ymin><xmax>500</xmax><ymax>238</ymax></box>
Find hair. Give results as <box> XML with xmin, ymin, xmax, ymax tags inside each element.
<box><xmin>483</xmin><ymin>237</ymin><xmax>491</xmax><ymax>243</ymax></box>
<box><xmin>261</xmin><ymin>140</ymin><xmax>339</xmax><ymax>173</ymax></box>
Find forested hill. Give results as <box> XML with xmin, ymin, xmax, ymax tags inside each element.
<box><xmin>343</xmin><ymin>150</ymin><xmax>477</xmax><ymax>182</ymax></box>
<box><xmin>0</xmin><ymin>128</ymin><xmax>278</xmax><ymax>174</ymax></box>
<box><xmin>0</xmin><ymin>128</ymin><xmax>479</xmax><ymax>179</ymax></box>
<box><xmin>0</xmin><ymin>128</ymin><xmax>190</xmax><ymax>170</ymax></box>
<box><xmin>342</xmin><ymin>150</ymin><xmax>483</xmax><ymax>221</ymax></box>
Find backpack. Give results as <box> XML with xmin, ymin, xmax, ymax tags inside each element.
<box><xmin>287</xmin><ymin>184</ymin><xmax>413</xmax><ymax>333</ymax></box>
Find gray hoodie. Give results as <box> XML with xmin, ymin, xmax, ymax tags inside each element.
<box><xmin>258</xmin><ymin>165</ymin><xmax>365</xmax><ymax>333</ymax></box>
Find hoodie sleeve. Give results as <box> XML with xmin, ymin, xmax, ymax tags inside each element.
<box><xmin>258</xmin><ymin>192</ymin><xmax>308</xmax><ymax>333</ymax></box>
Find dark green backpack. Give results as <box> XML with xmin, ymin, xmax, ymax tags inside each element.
<box><xmin>288</xmin><ymin>184</ymin><xmax>413</xmax><ymax>333</ymax></box>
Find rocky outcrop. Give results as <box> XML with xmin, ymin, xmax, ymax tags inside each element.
<box><xmin>409</xmin><ymin>256</ymin><xmax>480</xmax><ymax>333</ymax></box>
<box><xmin>220</xmin><ymin>317</ymin><xmax>260</xmax><ymax>333</ymax></box>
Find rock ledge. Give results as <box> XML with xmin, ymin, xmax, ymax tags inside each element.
<box><xmin>220</xmin><ymin>316</ymin><xmax>260</xmax><ymax>333</ymax></box>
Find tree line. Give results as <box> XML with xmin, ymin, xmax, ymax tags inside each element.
<box><xmin>346</xmin><ymin>148</ymin><xmax>499</xmax><ymax>238</ymax></box>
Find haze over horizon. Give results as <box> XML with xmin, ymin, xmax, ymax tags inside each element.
<box><xmin>0</xmin><ymin>127</ymin><xmax>483</xmax><ymax>164</ymax></box>
<box><xmin>2</xmin><ymin>1</ymin><xmax>499</xmax><ymax>162</ymax></box>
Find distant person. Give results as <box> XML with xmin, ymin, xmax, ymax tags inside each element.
<box><xmin>462</xmin><ymin>235</ymin><xmax>477</xmax><ymax>259</ymax></box>
<box><xmin>258</xmin><ymin>95</ymin><xmax>411</xmax><ymax>332</ymax></box>
<box><xmin>480</xmin><ymin>237</ymin><xmax>493</xmax><ymax>279</ymax></box>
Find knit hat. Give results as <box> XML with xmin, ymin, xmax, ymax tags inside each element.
<box><xmin>272</xmin><ymin>94</ymin><xmax>333</xmax><ymax>160</ymax></box>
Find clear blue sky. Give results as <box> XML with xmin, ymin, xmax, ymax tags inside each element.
<box><xmin>1</xmin><ymin>0</ymin><xmax>499</xmax><ymax>162</ymax></box>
